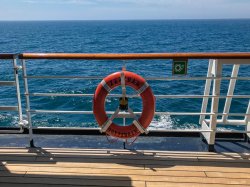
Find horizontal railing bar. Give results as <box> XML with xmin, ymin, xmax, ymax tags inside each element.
<box><xmin>2</xmin><ymin>127</ymin><xmax>250</xmax><ymax>136</ymax></box>
<box><xmin>204</xmin><ymin>119</ymin><xmax>246</xmax><ymax>126</ymax></box>
<box><xmin>26</xmin><ymin>76</ymin><xmax>104</xmax><ymax>79</ymax></box>
<box><xmin>28</xmin><ymin>110</ymin><xmax>250</xmax><ymax>116</ymax></box>
<box><xmin>28</xmin><ymin>93</ymin><xmax>250</xmax><ymax>99</ymax></box>
<box><xmin>29</xmin><ymin>93</ymin><xmax>127</xmax><ymax>97</ymax></box>
<box><xmin>0</xmin><ymin>81</ymin><xmax>16</xmax><ymax>86</ymax></box>
<box><xmin>19</xmin><ymin>52</ymin><xmax>250</xmax><ymax>60</ymax></box>
<box><xmin>28</xmin><ymin>110</ymin><xmax>93</xmax><ymax>114</ymax></box>
<box><xmin>0</xmin><ymin>54</ymin><xmax>15</xmax><ymax>59</ymax></box>
<box><xmin>152</xmin><ymin>112</ymin><xmax>249</xmax><ymax>116</ymax></box>
<box><xmin>0</xmin><ymin>129</ymin><xmax>23</xmax><ymax>134</ymax></box>
<box><xmin>155</xmin><ymin>95</ymin><xmax>250</xmax><ymax>99</ymax></box>
<box><xmin>205</xmin><ymin>119</ymin><xmax>249</xmax><ymax>126</ymax></box>
<box><xmin>24</xmin><ymin>75</ymin><xmax>250</xmax><ymax>81</ymax></box>
<box><xmin>1</xmin><ymin>53</ymin><xmax>250</xmax><ymax>60</ymax></box>
<box><xmin>0</xmin><ymin>106</ymin><xmax>18</xmax><ymax>111</ymax></box>
<box><xmin>30</xmin><ymin>126</ymin><xmax>250</xmax><ymax>133</ymax></box>
<box><xmin>33</xmin><ymin>127</ymin><xmax>99</xmax><ymax>130</ymax></box>
<box><xmin>149</xmin><ymin>129</ymin><xmax>213</xmax><ymax>132</ymax></box>
<box><xmin>216</xmin><ymin>130</ymin><xmax>250</xmax><ymax>133</ymax></box>
<box><xmin>32</xmin><ymin>126</ymin><xmax>213</xmax><ymax>132</ymax></box>
<box><xmin>151</xmin><ymin>129</ymin><xmax>250</xmax><ymax>133</ymax></box>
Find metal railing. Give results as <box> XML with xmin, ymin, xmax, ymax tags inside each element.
<box><xmin>0</xmin><ymin>53</ymin><xmax>250</xmax><ymax>150</ymax></box>
<box><xmin>0</xmin><ymin>54</ymin><xmax>25</xmax><ymax>133</ymax></box>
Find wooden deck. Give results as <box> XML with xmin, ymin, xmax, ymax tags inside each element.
<box><xmin>0</xmin><ymin>147</ymin><xmax>250</xmax><ymax>186</ymax></box>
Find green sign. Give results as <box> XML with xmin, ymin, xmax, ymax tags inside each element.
<box><xmin>172</xmin><ymin>60</ymin><xmax>188</xmax><ymax>75</ymax></box>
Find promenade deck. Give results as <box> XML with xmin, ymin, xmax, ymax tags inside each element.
<box><xmin>0</xmin><ymin>147</ymin><xmax>250</xmax><ymax>186</ymax></box>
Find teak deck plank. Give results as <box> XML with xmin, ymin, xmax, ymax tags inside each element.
<box><xmin>22</xmin><ymin>171</ymin><xmax>250</xmax><ymax>185</ymax></box>
<box><xmin>0</xmin><ymin>176</ymin><xmax>145</xmax><ymax>187</ymax></box>
<box><xmin>0</xmin><ymin>147</ymin><xmax>250</xmax><ymax>187</ymax></box>
<box><xmin>5</xmin><ymin>162</ymin><xmax>250</xmax><ymax>173</ymax></box>
<box><xmin>146</xmin><ymin>182</ymin><xmax>248</xmax><ymax>187</ymax></box>
<box><xmin>5</xmin><ymin>165</ymin><xmax>206</xmax><ymax>177</ymax></box>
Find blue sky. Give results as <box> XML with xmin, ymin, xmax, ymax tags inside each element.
<box><xmin>0</xmin><ymin>0</ymin><xmax>250</xmax><ymax>20</ymax></box>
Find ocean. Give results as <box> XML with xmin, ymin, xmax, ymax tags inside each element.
<box><xmin>0</xmin><ymin>20</ymin><xmax>250</xmax><ymax>130</ymax></box>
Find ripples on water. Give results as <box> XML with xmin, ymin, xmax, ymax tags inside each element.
<box><xmin>0</xmin><ymin>20</ymin><xmax>250</xmax><ymax>130</ymax></box>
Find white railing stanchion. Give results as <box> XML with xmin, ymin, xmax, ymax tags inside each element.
<box><xmin>22</xmin><ymin>59</ymin><xmax>35</xmax><ymax>147</ymax></box>
<box><xmin>0</xmin><ymin>55</ymin><xmax>25</xmax><ymax>134</ymax></box>
<box><xmin>245</xmin><ymin>100</ymin><xmax>250</xmax><ymax>141</ymax></box>
<box><xmin>202</xmin><ymin>59</ymin><xmax>222</xmax><ymax>150</ymax></box>
<box><xmin>200</xmin><ymin>59</ymin><xmax>214</xmax><ymax>124</ymax></box>
<box><xmin>210</xmin><ymin>60</ymin><xmax>222</xmax><ymax>145</ymax></box>
<box><xmin>222</xmin><ymin>64</ymin><xmax>240</xmax><ymax>123</ymax></box>
<box><xmin>244</xmin><ymin>100</ymin><xmax>250</xmax><ymax>124</ymax></box>
<box><xmin>12</xmin><ymin>55</ymin><xmax>25</xmax><ymax>131</ymax></box>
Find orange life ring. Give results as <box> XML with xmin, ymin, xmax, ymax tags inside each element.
<box><xmin>93</xmin><ymin>71</ymin><xmax>155</xmax><ymax>139</ymax></box>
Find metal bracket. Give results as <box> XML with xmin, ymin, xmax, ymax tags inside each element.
<box><xmin>100</xmin><ymin>119</ymin><xmax>113</xmax><ymax>133</ymax></box>
<box><xmin>14</xmin><ymin>66</ymin><xmax>22</xmax><ymax>71</ymax></box>
<box><xmin>128</xmin><ymin>108</ymin><xmax>148</xmax><ymax>134</ymax></box>
<box><xmin>100</xmin><ymin>107</ymin><xmax>148</xmax><ymax>134</ymax></box>
<box><xmin>19</xmin><ymin>120</ymin><xmax>29</xmax><ymax>127</ymax></box>
<box><xmin>137</xmin><ymin>82</ymin><xmax>149</xmax><ymax>95</ymax></box>
<box><xmin>100</xmin><ymin>108</ymin><xmax>120</xmax><ymax>133</ymax></box>
<box><xmin>121</xmin><ymin>71</ymin><xmax>126</xmax><ymax>98</ymax></box>
<box><xmin>101</xmin><ymin>80</ymin><xmax>112</xmax><ymax>92</ymax></box>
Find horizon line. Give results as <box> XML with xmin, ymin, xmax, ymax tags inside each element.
<box><xmin>0</xmin><ymin>18</ymin><xmax>250</xmax><ymax>22</ymax></box>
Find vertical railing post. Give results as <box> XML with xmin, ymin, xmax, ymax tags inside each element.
<box><xmin>12</xmin><ymin>54</ymin><xmax>24</xmax><ymax>129</ymax></box>
<box><xmin>245</xmin><ymin>100</ymin><xmax>250</xmax><ymax>142</ymax></box>
<box><xmin>222</xmin><ymin>64</ymin><xmax>240</xmax><ymax>123</ymax></box>
<box><xmin>209</xmin><ymin>59</ymin><xmax>222</xmax><ymax>150</ymax></box>
<box><xmin>21</xmin><ymin>59</ymin><xmax>35</xmax><ymax>147</ymax></box>
<box><xmin>201</xmin><ymin>59</ymin><xmax>223</xmax><ymax>151</ymax></box>
<box><xmin>199</xmin><ymin>59</ymin><xmax>214</xmax><ymax>124</ymax></box>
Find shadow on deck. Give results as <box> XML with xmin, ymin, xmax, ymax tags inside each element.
<box><xmin>1</xmin><ymin>147</ymin><xmax>250</xmax><ymax>186</ymax></box>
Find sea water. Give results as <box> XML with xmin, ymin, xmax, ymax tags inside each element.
<box><xmin>0</xmin><ymin>20</ymin><xmax>250</xmax><ymax>130</ymax></box>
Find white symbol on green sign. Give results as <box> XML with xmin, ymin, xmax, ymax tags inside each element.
<box><xmin>172</xmin><ymin>60</ymin><xmax>188</xmax><ymax>75</ymax></box>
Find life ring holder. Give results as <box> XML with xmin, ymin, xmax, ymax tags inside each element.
<box><xmin>93</xmin><ymin>70</ymin><xmax>155</xmax><ymax>139</ymax></box>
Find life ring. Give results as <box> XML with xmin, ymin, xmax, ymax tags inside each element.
<box><xmin>93</xmin><ymin>71</ymin><xmax>155</xmax><ymax>139</ymax></box>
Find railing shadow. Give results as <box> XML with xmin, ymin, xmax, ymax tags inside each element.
<box><xmin>1</xmin><ymin>170</ymin><xmax>133</xmax><ymax>187</ymax></box>
<box><xmin>0</xmin><ymin>147</ymin><xmax>249</xmax><ymax>168</ymax></box>
<box><xmin>1</xmin><ymin>147</ymin><xmax>250</xmax><ymax>186</ymax></box>
<box><xmin>0</xmin><ymin>148</ymin><xmax>136</xmax><ymax>186</ymax></box>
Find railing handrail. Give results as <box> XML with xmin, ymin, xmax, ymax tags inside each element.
<box><xmin>19</xmin><ymin>52</ymin><xmax>250</xmax><ymax>60</ymax></box>
<box><xmin>0</xmin><ymin>54</ymin><xmax>16</xmax><ymax>59</ymax></box>
<box><xmin>1</xmin><ymin>52</ymin><xmax>250</xmax><ymax>151</ymax></box>
<box><xmin>2</xmin><ymin>53</ymin><xmax>250</xmax><ymax>60</ymax></box>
